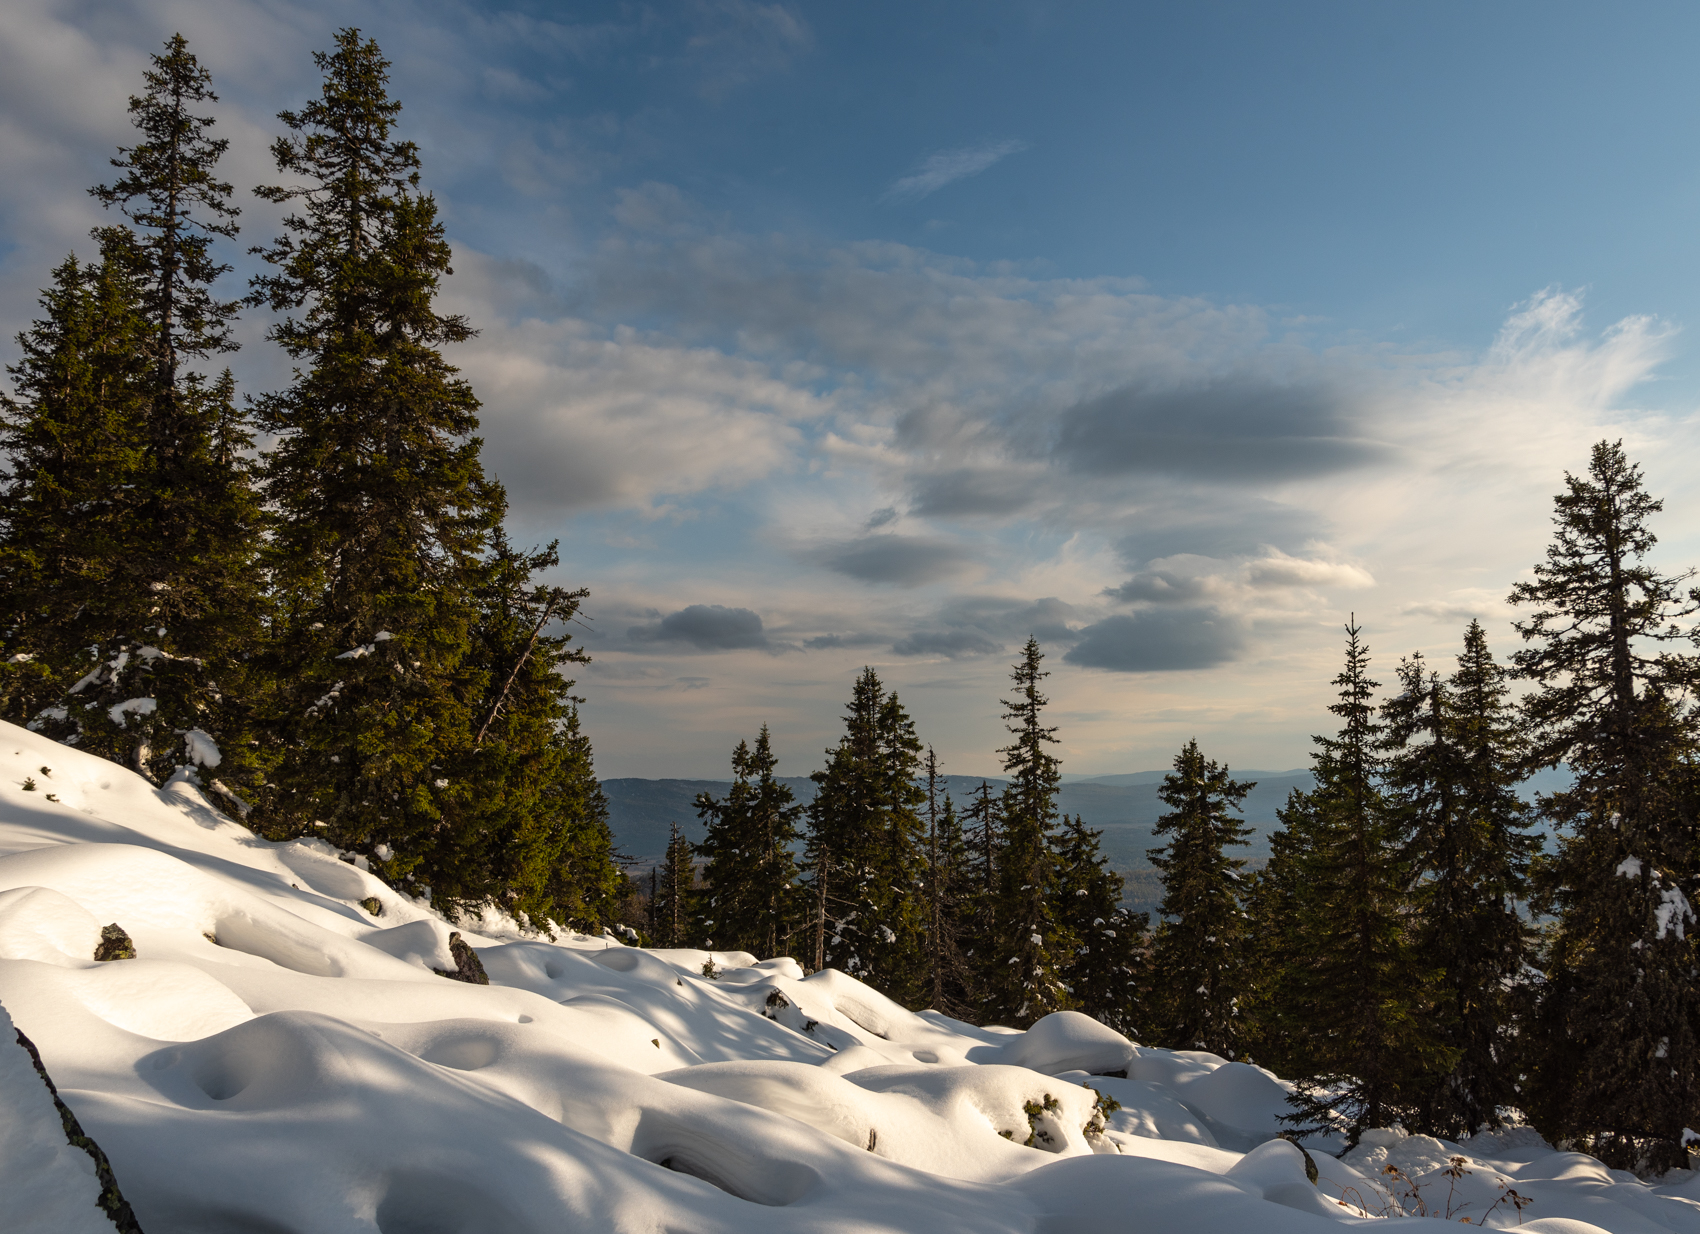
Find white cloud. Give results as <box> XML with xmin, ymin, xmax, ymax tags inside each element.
<box><xmin>882</xmin><ymin>138</ymin><xmax>1030</xmax><ymax>202</ymax></box>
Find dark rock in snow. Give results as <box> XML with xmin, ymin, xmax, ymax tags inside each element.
<box><xmin>359</xmin><ymin>897</ymin><xmax>382</xmax><ymax>916</ymax></box>
<box><xmin>13</xmin><ymin>1021</ymin><xmax>146</xmax><ymax>1232</ymax></box>
<box><xmin>433</xmin><ymin>931</ymin><xmax>489</xmax><ymax>985</ymax></box>
<box><xmin>93</xmin><ymin>924</ymin><xmax>135</xmax><ymax>962</ymax></box>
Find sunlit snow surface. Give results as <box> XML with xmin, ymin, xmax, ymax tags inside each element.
<box><xmin>3</xmin><ymin>720</ymin><xmax>1700</xmax><ymax>1233</ymax></box>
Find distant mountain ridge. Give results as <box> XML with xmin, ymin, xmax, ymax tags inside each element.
<box><xmin>601</xmin><ymin>763</ymin><xmax>1574</xmax><ymax>915</ymax></box>
<box><xmin>600</xmin><ymin>770</ymin><xmax>1316</xmax><ymax>914</ymax></box>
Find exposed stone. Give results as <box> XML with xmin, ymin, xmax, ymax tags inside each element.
<box><xmin>13</xmin><ymin>1023</ymin><xmax>146</xmax><ymax>1232</ymax></box>
<box><xmin>432</xmin><ymin>931</ymin><xmax>488</xmax><ymax>985</ymax></box>
<box><xmin>93</xmin><ymin>924</ymin><xmax>135</xmax><ymax>962</ymax></box>
<box><xmin>359</xmin><ymin>897</ymin><xmax>382</xmax><ymax>917</ymax></box>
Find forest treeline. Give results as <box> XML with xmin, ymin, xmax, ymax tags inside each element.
<box><xmin>668</xmin><ymin>438</ymin><xmax>1700</xmax><ymax>1175</ymax></box>
<box><xmin>5</xmin><ymin>31</ymin><xmax>1699</xmax><ymax>1177</ymax></box>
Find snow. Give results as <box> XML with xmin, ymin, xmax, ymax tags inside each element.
<box><xmin>105</xmin><ymin>696</ymin><xmax>155</xmax><ymax>726</ymax></box>
<box><xmin>0</xmin><ymin>1000</ymin><xmax>116</xmax><ymax>1234</ymax></box>
<box><xmin>181</xmin><ymin>728</ymin><xmax>221</xmax><ymax>768</ymax></box>
<box><xmin>0</xmin><ymin>716</ymin><xmax>1690</xmax><ymax>1233</ymax></box>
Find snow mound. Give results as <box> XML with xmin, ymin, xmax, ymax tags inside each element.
<box><xmin>0</xmin><ymin>718</ymin><xmax>1694</xmax><ymax>1233</ymax></box>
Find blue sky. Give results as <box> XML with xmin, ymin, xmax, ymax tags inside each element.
<box><xmin>6</xmin><ymin>1</ymin><xmax>1700</xmax><ymax>778</ymax></box>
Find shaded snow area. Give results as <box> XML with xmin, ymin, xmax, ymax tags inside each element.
<box><xmin>3</xmin><ymin>721</ymin><xmax>1700</xmax><ymax>1233</ymax></box>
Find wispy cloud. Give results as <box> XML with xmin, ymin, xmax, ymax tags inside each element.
<box><xmin>882</xmin><ymin>138</ymin><xmax>1029</xmax><ymax>202</ymax></box>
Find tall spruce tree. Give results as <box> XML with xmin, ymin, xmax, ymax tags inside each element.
<box><xmin>1147</xmin><ymin>739</ymin><xmax>1254</xmax><ymax>1055</ymax></box>
<box><xmin>1381</xmin><ymin>625</ymin><xmax>1538</xmax><ymax>1139</ymax></box>
<box><xmin>1267</xmin><ymin>620</ymin><xmax>1454</xmax><ymax>1144</ymax></box>
<box><xmin>1510</xmin><ymin>441</ymin><xmax>1700</xmax><ymax>1172</ymax></box>
<box><xmin>247</xmin><ymin>30</ymin><xmax>506</xmax><ymax>886</ymax></box>
<box><xmin>652</xmin><ymin>823</ymin><xmax>696</xmax><ymax>948</ymax></box>
<box><xmin>986</xmin><ymin>637</ymin><xmax>1070</xmax><ymax>1026</ymax></box>
<box><xmin>922</xmin><ymin>748</ymin><xmax>974</xmax><ymax>1013</ymax></box>
<box><xmin>694</xmin><ymin>727</ymin><xmax>802</xmax><ymax>958</ymax></box>
<box><xmin>4</xmin><ymin>36</ymin><xmax>264</xmax><ymax>799</ymax></box>
<box><xmin>1053</xmin><ymin>813</ymin><xmax>1148</xmax><ymax>1038</ymax></box>
<box><xmin>803</xmin><ymin>667</ymin><xmax>928</xmax><ymax>997</ymax></box>
<box><xmin>958</xmin><ymin>778</ymin><xmax>1003</xmax><ymax>1000</ymax></box>
<box><xmin>0</xmin><ymin>250</ymin><xmax>151</xmax><ymax>726</ymax></box>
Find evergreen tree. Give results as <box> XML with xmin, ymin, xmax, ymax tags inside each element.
<box><xmin>247</xmin><ymin>30</ymin><xmax>505</xmax><ymax>886</ymax></box>
<box><xmin>958</xmin><ymin>778</ymin><xmax>1003</xmax><ymax>1000</ymax></box>
<box><xmin>5</xmin><ymin>36</ymin><xmax>264</xmax><ymax>799</ymax></box>
<box><xmin>652</xmin><ymin>823</ymin><xmax>695</xmax><ymax>948</ymax></box>
<box><xmin>1510</xmin><ymin>441</ymin><xmax>1700</xmax><ymax>1172</ymax></box>
<box><xmin>531</xmin><ymin>703</ymin><xmax>626</xmax><ymax>934</ymax></box>
<box><xmin>90</xmin><ymin>33</ymin><xmax>241</xmax><ymax>400</ymax></box>
<box><xmin>0</xmin><ymin>251</ymin><xmax>151</xmax><ymax>726</ymax></box>
<box><xmin>1054</xmin><ymin>813</ymin><xmax>1148</xmax><ymax>1038</ymax></box>
<box><xmin>694</xmin><ymin>726</ymin><xmax>802</xmax><ymax>958</ymax></box>
<box><xmin>922</xmin><ymin>748</ymin><xmax>974</xmax><ymax>1013</ymax></box>
<box><xmin>1147</xmin><ymin>739</ymin><xmax>1254</xmax><ymax>1055</ymax></box>
<box><xmin>421</xmin><ymin>533</ymin><xmax>613</xmax><ymax>924</ymax></box>
<box><xmin>803</xmin><ymin>667</ymin><xmax>928</xmax><ymax>998</ymax></box>
<box><xmin>1382</xmin><ymin>625</ymin><xmax>1539</xmax><ymax>1139</ymax></box>
<box><xmin>1268</xmin><ymin>620</ymin><xmax>1454</xmax><ymax>1144</ymax></box>
<box><xmin>985</xmin><ymin>637</ymin><xmax>1070</xmax><ymax>1026</ymax></box>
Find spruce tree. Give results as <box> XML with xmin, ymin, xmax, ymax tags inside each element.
<box><xmin>1054</xmin><ymin>813</ymin><xmax>1148</xmax><ymax>1038</ymax></box>
<box><xmin>1147</xmin><ymin>739</ymin><xmax>1254</xmax><ymax>1055</ymax></box>
<box><xmin>247</xmin><ymin>30</ymin><xmax>504</xmax><ymax>885</ymax></box>
<box><xmin>1511</xmin><ymin>441</ymin><xmax>1700</xmax><ymax>1172</ymax></box>
<box><xmin>531</xmin><ymin>702</ymin><xmax>626</xmax><ymax>934</ymax></box>
<box><xmin>652</xmin><ymin>823</ymin><xmax>696</xmax><ymax>948</ymax></box>
<box><xmin>424</xmin><ymin>533</ymin><xmax>614</xmax><ymax>925</ymax></box>
<box><xmin>802</xmin><ymin>667</ymin><xmax>928</xmax><ymax>997</ymax></box>
<box><xmin>922</xmin><ymin>749</ymin><xmax>974</xmax><ymax>1013</ymax></box>
<box><xmin>0</xmin><ymin>251</ymin><xmax>151</xmax><ymax>726</ymax></box>
<box><xmin>1268</xmin><ymin>620</ymin><xmax>1453</xmax><ymax>1144</ymax></box>
<box><xmin>1382</xmin><ymin>625</ymin><xmax>1538</xmax><ymax>1139</ymax></box>
<box><xmin>958</xmin><ymin>778</ymin><xmax>1003</xmax><ymax>1000</ymax></box>
<box><xmin>986</xmin><ymin>637</ymin><xmax>1070</xmax><ymax>1026</ymax></box>
<box><xmin>694</xmin><ymin>727</ymin><xmax>802</xmax><ymax>958</ymax></box>
<box><xmin>4</xmin><ymin>35</ymin><xmax>264</xmax><ymax>799</ymax></box>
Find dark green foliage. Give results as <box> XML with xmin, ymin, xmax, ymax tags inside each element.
<box><xmin>1054</xmin><ymin>813</ymin><xmax>1147</xmax><ymax>1038</ymax></box>
<box><xmin>956</xmin><ymin>778</ymin><xmax>1002</xmax><ymax>1000</ymax></box>
<box><xmin>90</xmin><ymin>33</ymin><xmax>241</xmax><ymax>392</ymax></box>
<box><xmin>1382</xmin><ymin>624</ymin><xmax>1539</xmax><ymax>1138</ymax></box>
<box><xmin>984</xmin><ymin>638</ymin><xmax>1070</xmax><ymax>1026</ymax></box>
<box><xmin>1260</xmin><ymin>621</ymin><xmax>1454</xmax><ymax>1145</ymax></box>
<box><xmin>803</xmin><ymin>667</ymin><xmax>929</xmax><ymax>999</ymax></box>
<box><xmin>58</xmin><ymin>35</ymin><xmax>267</xmax><ymax>799</ymax></box>
<box><xmin>1147</xmin><ymin>739</ymin><xmax>1254</xmax><ymax>1055</ymax></box>
<box><xmin>0</xmin><ymin>37</ymin><xmax>259</xmax><ymax>794</ymax></box>
<box><xmin>0</xmin><ymin>251</ymin><xmax>152</xmax><ymax>727</ymax></box>
<box><xmin>923</xmin><ymin>748</ymin><xmax>976</xmax><ymax>1014</ymax></box>
<box><xmin>652</xmin><ymin>822</ymin><xmax>696</xmax><ymax>947</ymax></box>
<box><xmin>1510</xmin><ymin>441</ymin><xmax>1700</xmax><ymax>1172</ymax></box>
<box><xmin>694</xmin><ymin>726</ymin><xmax>802</xmax><ymax>958</ymax></box>
<box><xmin>247</xmin><ymin>29</ymin><xmax>504</xmax><ymax>879</ymax></box>
<box><xmin>422</xmin><ymin>534</ymin><xmax>614</xmax><ymax>926</ymax></box>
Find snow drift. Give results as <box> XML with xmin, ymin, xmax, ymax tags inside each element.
<box><xmin>1</xmin><ymin>719</ymin><xmax>1696</xmax><ymax>1233</ymax></box>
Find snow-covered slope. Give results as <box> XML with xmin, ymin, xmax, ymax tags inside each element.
<box><xmin>1</xmin><ymin>719</ymin><xmax>1696</xmax><ymax>1234</ymax></box>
